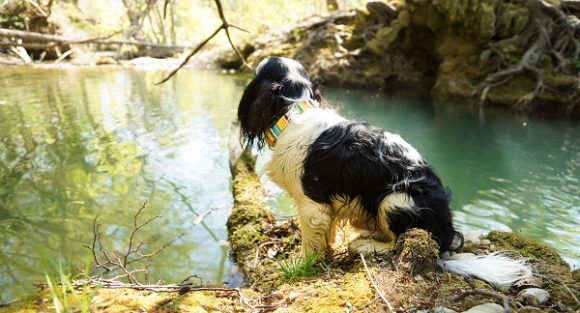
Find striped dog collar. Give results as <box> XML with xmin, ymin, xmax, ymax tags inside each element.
<box><xmin>265</xmin><ymin>100</ymin><xmax>316</xmax><ymax>146</ymax></box>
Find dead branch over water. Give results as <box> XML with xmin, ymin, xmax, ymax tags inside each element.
<box><xmin>156</xmin><ymin>0</ymin><xmax>250</xmax><ymax>84</ymax></box>
<box><xmin>84</xmin><ymin>201</ymin><xmax>218</xmax><ymax>285</ymax></box>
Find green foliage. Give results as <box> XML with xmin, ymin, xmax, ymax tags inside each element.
<box><xmin>278</xmin><ymin>253</ymin><xmax>324</xmax><ymax>280</ymax></box>
<box><xmin>0</xmin><ymin>15</ymin><xmax>25</xmax><ymax>30</ymax></box>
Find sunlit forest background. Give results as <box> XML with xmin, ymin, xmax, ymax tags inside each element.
<box><xmin>1</xmin><ymin>0</ymin><xmax>365</xmax><ymax>50</ymax></box>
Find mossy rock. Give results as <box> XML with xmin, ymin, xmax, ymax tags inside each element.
<box><xmin>395</xmin><ymin>228</ymin><xmax>440</xmax><ymax>276</ymax></box>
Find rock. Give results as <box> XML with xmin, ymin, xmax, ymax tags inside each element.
<box><xmin>366</xmin><ymin>10</ymin><xmax>410</xmax><ymax>55</ymax></box>
<box><xmin>517</xmin><ymin>288</ymin><xmax>550</xmax><ymax>306</ymax></box>
<box><xmin>367</xmin><ymin>1</ymin><xmax>398</xmax><ymax>24</ymax></box>
<box><xmin>95</xmin><ymin>56</ymin><xmax>117</xmax><ymax>65</ymax></box>
<box><xmin>462</xmin><ymin>230</ymin><xmax>485</xmax><ymax>245</ymax></box>
<box><xmin>433</xmin><ymin>307</ymin><xmax>458</xmax><ymax>313</ymax></box>
<box><xmin>462</xmin><ymin>303</ymin><xmax>503</xmax><ymax>313</ymax></box>
<box><xmin>495</xmin><ymin>3</ymin><xmax>529</xmax><ymax>39</ymax></box>
<box><xmin>287</xmin><ymin>291</ymin><xmax>300</xmax><ymax>302</ymax></box>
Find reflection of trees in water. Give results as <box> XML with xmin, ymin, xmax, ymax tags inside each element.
<box><xmin>0</xmin><ymin>69</ymin><xmax>236</xmax><ymax>301</ymax></box>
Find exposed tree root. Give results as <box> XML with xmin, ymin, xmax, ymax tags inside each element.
<box><xmin>480</xmin><ymin>0</ymin><xmax>580</xmax><ymax>106</ymax></box>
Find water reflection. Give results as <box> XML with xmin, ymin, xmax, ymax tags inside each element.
<box><xmin>0</xmin><ymin>68</ymin><xmax>247</xmax><ymax>301</ymax></box>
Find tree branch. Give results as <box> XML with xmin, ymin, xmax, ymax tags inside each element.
<box><xmin>360</xmin><ymin>253</ymin><xmax>395</xmax><ymax>313</ymax></box>
<box><xmin>156</xmin><ymin>0</ymin><xmax>250</xmax><ymax>84</ymax></box>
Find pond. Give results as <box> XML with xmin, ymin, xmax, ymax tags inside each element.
<box><xmin>0</xmin><ymin>67</ymin><xmax>578</xmax><ymax>302</ymax></box>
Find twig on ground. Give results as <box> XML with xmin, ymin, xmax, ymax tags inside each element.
<box><xmin>252</xmin><ymin>240</ymin><xmax>280</xmax><ymax>268</ymax></box>
<box><xmin>452</xmin><ymin>288</ymin><xmax>512</xmax><ymax>313</ymax></box>
<box><xmin>562</xmin><ymin>283</ymin><xmax>580</xmax><ymax>307</ymax></box>
<box><xmin>156</xmin><ymin>0</ymin><xmax>250</xmax><ymax>84</ymax></box>
<box><xmin>360</xmin><ymin>253</ymin><xmax>395</xmax><ymax>313</ymax></box>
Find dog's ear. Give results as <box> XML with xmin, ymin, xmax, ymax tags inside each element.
<box><xmin>238</xmin><ymin>81</ymin><xmax>287</xmax><ymax>150</ymax></box>
<box><xmin>311</xmin><ymin>81</ymin><xmax>327</xmax><ymax>108</ymax></box>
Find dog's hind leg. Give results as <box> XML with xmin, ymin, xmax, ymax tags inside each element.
<box><xmin>348</xmin><ymin>193</ymin><xmax>412</xmax><ymax>255</ymax></box>
<box><xmin>296</xmin><ymin>199</ymin><xmax>334</xmax><ymax>256</ymax></box>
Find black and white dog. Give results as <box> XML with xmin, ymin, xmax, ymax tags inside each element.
<box><xmin>237</xmin><ymin>57</ymin><xmax>531</xmax><ymax>288</ymax></box>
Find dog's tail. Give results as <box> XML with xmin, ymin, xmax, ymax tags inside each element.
<box><xmin>438</xmin><ymin>252</ymin><xmax>532</xmax><ymax>289</ymax></box>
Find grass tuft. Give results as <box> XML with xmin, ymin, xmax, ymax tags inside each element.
<box><xmin>39</xmin><ymin>249</ymin><xmax>93</xmax><ymax>313</ymax></box>
<box><xmin>278</xmin><ymin>253</ymin><xmax>324</xmax><ymax>280</ymax></box>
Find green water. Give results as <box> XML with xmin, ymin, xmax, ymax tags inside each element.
<box><xmin>0</xmin><ymin>68</ymin><xmax>578</xmax><ymax>302</ymax></box>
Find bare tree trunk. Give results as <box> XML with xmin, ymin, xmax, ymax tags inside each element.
<box><xmin>119</xmin><ymin>0</ymin><xmax>158</xmax><ymax>56</ymax></box>
<box><xmin>153</xmin><ymin>4</ymin><xmax>167</xmax><ymax>44</ymax></box>
<box><xmin>169</xmin><ymin>0</ymin><xmax>176</xmax><ymax>45</ymax></box>
<box><xmin>147</xmin><ymin>11</ymin><xmax>161</xmax><ymax>43</ymax></box>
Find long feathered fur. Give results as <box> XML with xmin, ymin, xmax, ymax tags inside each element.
<box><xmin>439</xmin><ymin>252</ymin><xmax>532</xmax><ymax>289</ymax></box>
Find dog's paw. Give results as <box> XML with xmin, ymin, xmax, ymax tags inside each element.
<box><xmin>348</xmin><ymin>238</ymin><xmax>394</xmax><ymax>255</ymax></box>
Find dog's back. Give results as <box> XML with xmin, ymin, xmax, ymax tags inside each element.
<box><xmin>301</xmin><ymin>120</ymin><xmax>456</xmax><ymax>251</ymax></box>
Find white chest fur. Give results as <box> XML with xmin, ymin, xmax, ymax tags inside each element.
<box><xmin>264</xmin><ymin>108</ymin><xmax>345</xmax><ymax>198</ymax></box>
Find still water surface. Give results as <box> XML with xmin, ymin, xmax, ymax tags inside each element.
<box><xmin>0</xmin><ymin>68</ymin><xmax>578</xmax><ymax>301</ymax></box>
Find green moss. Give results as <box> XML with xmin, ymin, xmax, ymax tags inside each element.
<box><xmin>366</xmin><ymin>10</ymin><xmax>411</xmax><ymax>55</ymax></box>
<box><xmin>486</xmin><ymin>231</ymin><xmax>579</xmax><ymax>308</ymax></box>
<box><xmin>486</xmin><ymin>231</ymin><xmax>568</xmax><ymax>268</ymax></box>
<box><xmin>275</xmin><ymin>272</ymin><xmax>374</xmax><ymax>313</ymax></box>
<box><xmin>395</xmin><ymin>228</ymin><xmax>440</xmax><ymax>276</ymax></box>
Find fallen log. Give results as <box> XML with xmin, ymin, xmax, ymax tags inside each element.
<box><xmin>0</xmin><ymin>28</ymin><xmax>192</xmax><ymax>50</ymax></box>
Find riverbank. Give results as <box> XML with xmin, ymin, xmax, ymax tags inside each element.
<box><xmin>218</xmin><ymin>1</ymin><xmax>580</xmax><ymax>116</ymax></box>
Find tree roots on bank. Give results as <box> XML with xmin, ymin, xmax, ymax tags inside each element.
<box><xmin>480</xmin><ymin>0</ymin><xmax>580</xmax><ymax>106</ymax></box>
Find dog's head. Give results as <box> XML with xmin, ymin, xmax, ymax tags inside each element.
<box><xmin>237</xmin><ymin>57</ymin><xmax>322</xmax><ymax>150</ymax></box>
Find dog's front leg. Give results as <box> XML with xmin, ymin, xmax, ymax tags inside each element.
<box><xmin>296</xmin><ymin>199</ymin><xmax>333</xmax><ymax>256</ymax></box>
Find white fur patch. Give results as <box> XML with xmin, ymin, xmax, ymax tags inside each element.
<box><xmin>265</xmin><ymin>108</ymin><xmax>345</xmax><ymax>197</ymax></box>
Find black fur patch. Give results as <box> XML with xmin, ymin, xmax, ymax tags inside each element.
<box><xmin>301</xmin><ymin>121</ymin><xmax>456</xmax><ymax>251</ymax></box>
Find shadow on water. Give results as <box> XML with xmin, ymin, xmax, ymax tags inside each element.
<box><xmin>0</xmin><ymin>68</ymin><xmax>578</xmax><ymax>302</ymax></box>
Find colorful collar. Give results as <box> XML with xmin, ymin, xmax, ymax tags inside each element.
<box><xmin>265</xmin><ymin>100</ymin><xmax>316</xmax><ymax>146</ymax></box>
